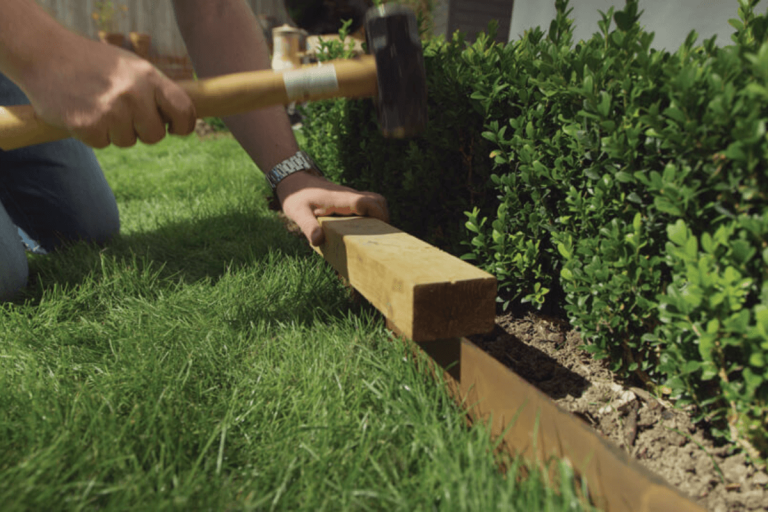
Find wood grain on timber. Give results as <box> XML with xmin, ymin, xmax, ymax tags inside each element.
<box><xmin>314</xmin><ymin>216</ymin><xmax>496</xmax><ymax>342</ymax></box>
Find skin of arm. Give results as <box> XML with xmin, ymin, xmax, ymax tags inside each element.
<box><xmin>0</xmin><ymin>0</ymin><xmax>196</xmax><ymax>148</ymax></box>
<box><xmin>172</xmin><ymin>0</ymin><xmax>388</xmax><ymax>246</ymax></box>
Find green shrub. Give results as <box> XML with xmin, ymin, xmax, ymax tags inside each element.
<box><xmin>203</xmin><ymin>117</ymin><xmax>228</xmax><ymax>132</ymax></box>
<box><xmin>298</xmin><ymin>0</ymin><xmax>768</xmax><ymax>458</ymax></box>
<box><xmin>476</xmin><ymin>0</ymin><xmax>768</xmax><ymax>456</ymax></box>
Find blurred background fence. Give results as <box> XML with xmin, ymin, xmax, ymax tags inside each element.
<box><xmin>35</xmin><ymin>0</ymin><xmax>290</xmax><ymax>78</ymax></box>
<box><xmin>33</xmin><ymin>0</ymin><xmax>516</xmax><ymax>78</ymax></box>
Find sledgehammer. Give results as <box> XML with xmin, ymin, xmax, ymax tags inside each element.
<box><xmin>0</xmin><ymin>5</ymin><xmax>426</xmax><ymax>151</ymax></box>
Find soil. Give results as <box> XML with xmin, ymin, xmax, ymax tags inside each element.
<box><xmin>194</xmin><ymin>119</ymin><xmax>232</xmax><ymax>140</ymax></box>
<box><xmin>469</xmin><ymin>312</ymin><xmax>768</xmax><ymax>512</ymax></box>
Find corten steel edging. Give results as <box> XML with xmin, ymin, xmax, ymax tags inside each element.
<box><xmin>314</xmin><ymin>216</ymin><xmax>705</xmax><ymax>512</ymax></box>
<box><xmin>402</xmin><ymin>335</ymin><xmax>707</xmax><ymax>512</ymax></box>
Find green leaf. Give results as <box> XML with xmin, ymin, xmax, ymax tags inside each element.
<box><xmin>655</xmin><ymin>197</ymin><xmax>683</xmax><ymax>216</ymax></box>
<box><xmin>598</xmin><ymin>91</ymin><xmax>612</xmax><ymax>117</ymax></box>
<box><xmin>584</xmin><ymin>168</ymin><xmax>600</xmax><ymax>180</ymax></box>
<box><xmin>526</xmin><ymin>121</ymin><xmax>535</xmax><ymax>139</ymax></box>
<box><xmin>682</xmin><ymin>284</ymin><xmax>703</xmax><ymax>308</ymax></box>
<box><xmin>685</xmin><ymin>236</ymin><xmax>698</xmax><ymax>259</ymax></box>
<box><xmin>645</xmin><ymin>128</ymin><xmax>662</xmax><ymax>138</ymax></box>
<box><xmin>481</xmin><ymin>131</ymin><xmax>497</xmax><ymax>142</ymax></box>
<box><xmin>667</xmin><ymin>220</ymin><xmax>689</xmax><ymax>246</ymax></box>
<box><xmin>701</xmin><ymin>364</ymin><xmax>718</xmax><ymax>381</ymax></box>
<box><xmin>663</xmin><ymin>107</ymin><xmax>686</xmax><ymax>124</ymax></box>
<box><xmin>731</xmin><ymin>240</ymin><xmax>756</xmax><ymax>264</ymax></box>
<box><xmin>614</xmin><ymin>10</ymin><xmax>634</xmax><ymax>31</ymax></box>
<box><xmin>682</xmin><ymin>360</ymin><xmax>701</xmax><ymax>374</ymax></box>
<box><xmin>699</xmin><ymin>332</ymin><xmax>715</xmax><ymax>362</ymax></box>
<box><xmin>725</xmin><ymin>142</ymin><xmax>747</xmax><ymax>161</ymax></box>
<box><xmin>744</xmin><ymin>368</ymin><xmax>763</xmax><ymax>390</ymax></box>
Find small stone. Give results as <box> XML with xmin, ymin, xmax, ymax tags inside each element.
<box><xmin>694</xmin><ymin>454</ymin><xmax>714</xmax><ymax>476</ymax></box>
<box><xmin>743</xmin><ymin>489</ymin><xmax>767</xmax><ymax>509</ymax></box>
<box><xmin>752</xmin><ymin>471</ymin><xmax>768</xmax><ymax>486</ymax></box>
<box><xmin>721</xmin><ymin>453</ymin><xmax>749</xmax><ymax>485</ymax></box>
<box><xmin>704</xmin><ymin>491</ymin><xmax>728</xmax><ymax>512</ymax></box>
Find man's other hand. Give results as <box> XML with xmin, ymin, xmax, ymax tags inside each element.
<box><xmin>276</xmin><ymin>171</ymin><xmax>389</xmax><ymax>246</ymax></box>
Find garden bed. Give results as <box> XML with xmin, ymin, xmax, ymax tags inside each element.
<box><xmin>470</xmin><ymin>314</ymin><xmax>768</xmax><ymax>512</ymax></box>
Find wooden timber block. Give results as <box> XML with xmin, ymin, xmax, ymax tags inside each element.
<box><xmin>314</xmin><ymin>216</ymin><xmax>496</xmax><ymax>341</ymax></box>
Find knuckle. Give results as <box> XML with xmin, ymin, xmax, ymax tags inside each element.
<box><xmin>85</xmin><ymin>134</ymin><xmax>110</xmax><ymax>149</ymax></box>
<box><xmin>178</xmin><ymin>105</ymin><xmax>198</xmax><ymax>135</ymax></box>
<box><xmin>113</xmin><ymin>139</ymin><xmax>134</xmax><ymax>148</ymax></box>
<box><xmin>72</xmin><ymin>125</ymin><xmax>109</xmax><ymax>149</ymax></box>
<box><xmin>134</xmin><ymin>59</ymin><xmax>159</xmax><ymax>81</ymax></box>
<box><xmin>140</xmin><ymin>125</ymin><xmax>166</xmax><ymax>145</ymax></box>
<box><xmin>141</xmin><ymin>132</ymin><xmax>165</xmax><ymax>145</ymax></box>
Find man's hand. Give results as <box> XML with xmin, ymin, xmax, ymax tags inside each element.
<box><xmin>20</xmin><ymin>35</ymin><xmax>196</xmax><ymax>148</ymax></box>
<box><xmin>276</xmin><ymin>171</ymin><xmax>389</xmax><ymax>246</ymax></box>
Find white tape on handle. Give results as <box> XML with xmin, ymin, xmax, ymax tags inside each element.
<box><xmin>282</xmin><ymin>64</ymin><xmax>339</xmax><ymax>102</ymax></box>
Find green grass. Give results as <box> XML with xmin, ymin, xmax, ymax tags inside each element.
<box><xmin>0</xmin><ymin>135</ymin><xmax>593</xmax><ymax>511</ymax></box>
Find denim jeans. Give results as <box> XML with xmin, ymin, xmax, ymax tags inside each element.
<box><xmin>0</xmin><ymin>73</ymin><xmax>120</xmax><ymax>301</ymax></box>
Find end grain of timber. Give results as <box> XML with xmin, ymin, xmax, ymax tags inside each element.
<box><xmin>314</xmin><ymin>216</ymin><xmax>496</xmax><ymax>342</ymax></box>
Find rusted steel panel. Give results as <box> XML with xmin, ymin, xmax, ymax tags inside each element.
<box><xmin>406</xmin><ymin>335</ymin><xmax>708</xmax><ymax>512</ymax></box>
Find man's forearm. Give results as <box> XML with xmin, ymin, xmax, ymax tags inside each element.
<box><xmin>173</xmin><ymin>0</ymin><xmax>299</xmax><ymax>173</ymax></box>
<box><xmin>173</xmin><ymin>0</ymin><xmax>389</xmax><ymax>247</ymax></box>
<box><xmin>0</xmin><ymin>0</ymin><xmax>74</xmax><ymax>89</ymax></box>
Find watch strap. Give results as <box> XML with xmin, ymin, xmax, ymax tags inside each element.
<box><xmin>266</xmin><ymin>150</ymin><xmax>321</xmax><ymax>191</ymax></box>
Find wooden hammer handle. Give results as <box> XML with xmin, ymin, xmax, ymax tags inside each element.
<box><xmin>0</xmin><ymin>55</ymin><xmax>377</xmax><ymax>151</ymax></box>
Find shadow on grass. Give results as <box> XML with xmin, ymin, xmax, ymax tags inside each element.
<box><xmin>19</xmin><ymin>210</ymin><xmax>310</xmax><ymax>302</ymax></box>
<box><xmin>15</xmin><ymin>209</ymin><xmax>378</xmax><ymax>331</ymax></box>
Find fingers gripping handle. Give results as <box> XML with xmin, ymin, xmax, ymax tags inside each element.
<box><xmin>0</xmin><ymin>56</ymin><xmax>378</xmax><ymax>151</ymax></box>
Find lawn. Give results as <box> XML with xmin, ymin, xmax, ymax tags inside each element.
<box><xmin>0</xmin><ymin>134</ymin><xmax>592</xmax><ymax>511</ymax></box>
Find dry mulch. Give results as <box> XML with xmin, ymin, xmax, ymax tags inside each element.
<box><xmin>470</xmin><ymin>312</ymin><xmax>768</xmax><ymax>512</ymax></box>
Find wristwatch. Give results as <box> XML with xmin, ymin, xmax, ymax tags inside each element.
<box><xmin>265</xmin><ymin>150</ymin><xmax>323</xmax><ymax>191</ymax></box>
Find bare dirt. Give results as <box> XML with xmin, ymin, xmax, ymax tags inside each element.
<box><xmin>470</xmin><ymin>312</ymin><xmax>768</xmax><ymax>512</ymax></box>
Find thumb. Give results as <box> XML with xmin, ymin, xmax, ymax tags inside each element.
<box><xmin>289</xmin><ymin>206</ymin><xmax>325</xmax><ymax>246</ymax></box>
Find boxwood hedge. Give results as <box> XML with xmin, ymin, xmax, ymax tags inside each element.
<box><xmin>299</xmin><ymin>0</ymin><xmax>768</xmax><ymax>459</ymax></box>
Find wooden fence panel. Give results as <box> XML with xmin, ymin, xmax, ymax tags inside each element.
<box><xmin>35</xmin><ymin>0</ymin><xmax>290</xmax><ymax>57</ymax></box>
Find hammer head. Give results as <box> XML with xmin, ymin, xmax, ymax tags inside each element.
<box><xmin>365</xmin><ymin>5</ymin><xmax>427</xmax><ymax>138</ymax></box>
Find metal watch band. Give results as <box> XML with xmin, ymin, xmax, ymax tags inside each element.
<box><xmin>265</xmin><ymin>150</ymin><xmax>320</xmax><ymax>191</ymax></box>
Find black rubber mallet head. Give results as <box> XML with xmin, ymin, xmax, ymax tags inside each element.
<box><xmin>364</xmin><ymin>4</ymin><xmax>427</xmax><ymax>138</ymax></box>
